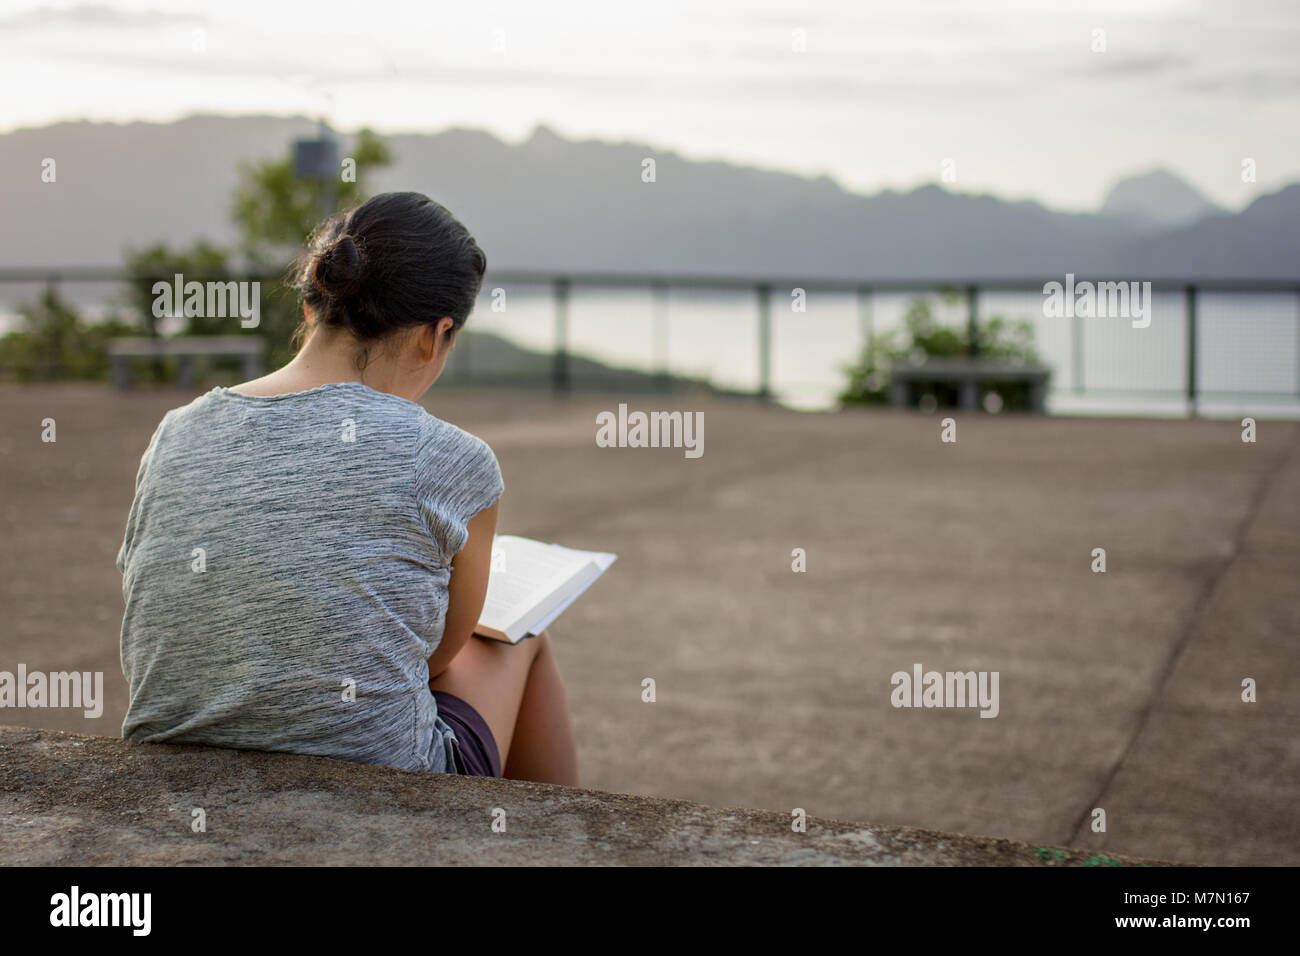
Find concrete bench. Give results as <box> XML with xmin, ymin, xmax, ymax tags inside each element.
<box><xmin>107</xmin><ymin>336</ymin><xmax>264</xmax><ymax>390</ymax></box>
<box><xmin>889</xmin><ymin>359</ymin><xmax>1052</xmax><ymax>412</ymax></box>
<box><xmin>0</xmin><ymin>727</ymin><xmax>1167</xmax><ymax>866</ymax></box>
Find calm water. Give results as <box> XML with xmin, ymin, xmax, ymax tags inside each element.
<box><xmin>465</xmin><ymin>285</ymin><xmax>1300</xmax><ymax>416</ymax></box>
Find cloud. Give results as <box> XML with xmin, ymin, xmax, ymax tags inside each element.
<box><xmin>0</xmin><ymin>3</ymin><xmax>205</xmax><ymax>30</ymax></box>
<box><xmin>1178</xmin><ymin>70</ymin><xmax>1300</xmax><ymax>95</ymax></box>
<box><xmin>1076</xmin><ymin>53</ymin><xmax>1195</xmax><ymax>78</ymax></box>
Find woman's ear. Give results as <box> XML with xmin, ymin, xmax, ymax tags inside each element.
<box><xmin>416</xmin><ymin>319</ymin><xmax>456</xmax><ymax>364</ymax></box>
<box><xmin>437</xmin><ymin>317</ymin><xmax>456</xmax><ymax>351</ymax></box>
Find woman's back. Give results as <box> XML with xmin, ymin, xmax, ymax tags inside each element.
<box><xmin>117</xmin><ymin>381</ymin><xmax>503</xmax><ymax>772</ymax></box>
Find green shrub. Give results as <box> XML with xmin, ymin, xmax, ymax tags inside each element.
<box><xmin>840</xmin><ymin>296</ymin><xmax>1040</xmax><ymax>410</ymax></box>
<box><xmin>0</xmin><ymin>290</ymin><xmax>136</xmax><ymax>382</ymax></box>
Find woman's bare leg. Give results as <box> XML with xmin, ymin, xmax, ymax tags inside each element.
<box><xmin>501</xmin><ymin>632</ymin><xmax>578</xmax><ymax>785</ymax></box>
<box><xmin>428</xmin><ymin>630</ymin><xmax>578</xmax><ymax>785</ymax></box>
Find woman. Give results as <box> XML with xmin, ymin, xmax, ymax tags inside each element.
<box><xmin>116</xmin><ymin>191</ymin><xmax>578</xmax><ymax>785</ymax></box>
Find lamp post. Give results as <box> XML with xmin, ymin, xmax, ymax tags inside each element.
<box><xmin>293</xmin><ymin>118</ymin><xmax>340</xmax><ymax>221</ymax></box>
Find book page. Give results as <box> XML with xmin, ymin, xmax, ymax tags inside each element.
<box><xmin>524</xmin><ymin>547</ymin><xmax>617</xmax><ymax>636</ymax></box>
<box><xmin>478</xmin><ymin>536</ymin><xmax>596</xmax><ymax>636</ymax></box>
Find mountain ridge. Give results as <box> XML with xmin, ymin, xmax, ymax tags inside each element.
<box><xmin>1</xmin><ymin>115</ymin><xmax>1295</xmax><ymax>281</ymax></box>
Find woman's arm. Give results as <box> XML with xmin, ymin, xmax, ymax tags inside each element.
<box><xmin>427</xmin><ymin>500</ymin><xmax>499</xmax><ymax>679</ymax></box>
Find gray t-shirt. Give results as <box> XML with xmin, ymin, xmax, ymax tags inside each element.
<box><xmin>116</xmin><ymin>382</ymin><xmax>504</xmax><ymax>773</ymax></box>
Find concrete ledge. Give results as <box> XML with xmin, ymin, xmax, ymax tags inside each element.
<box><xmin>0</xmin><ymin>728</ymin><xmax>1172</xmax><ymax>866</ymax></box>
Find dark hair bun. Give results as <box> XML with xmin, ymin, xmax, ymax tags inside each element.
<box><xmin>289</xmin><ymin>192</ymin><xmax>486</xmax><ymax>359</ymax></box>
<box><xmin>310</xmin><ymin>234</ymin><xmax>365</xmax><ymax>299</ymax></box>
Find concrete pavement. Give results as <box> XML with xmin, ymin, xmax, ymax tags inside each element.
<box><xmin>1</xmin><ymin>384</ymin><xmax>1295</xmax><ymax>864</ymax></box>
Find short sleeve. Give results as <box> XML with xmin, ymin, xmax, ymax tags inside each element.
<box><xmin>413</xmin><ymin>414</ymin><xmax>504</xmax><ymax>562</ymax></box>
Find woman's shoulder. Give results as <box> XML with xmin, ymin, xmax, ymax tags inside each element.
<box><xmin>414</xmin><ymin>413</ymin><xmax>504</xmax><ymax>522</ymax></box>
<box><xmin>416</xmin><ymin>412</ymin><xmax>500</xmax><ymax>481</ymax></box>
<box><xmin>417</xmin><ymin>410</ymin><xmax>496</xmax><ymax>459</ymax></box>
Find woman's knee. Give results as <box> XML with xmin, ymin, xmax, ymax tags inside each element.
<box><xmin>495</xmin><ymin>628</ymin><xmax>551</xmax><ymax>669</ymax></box>
<box><xmin>510</xmin><ymin>629</ymin><xmax>553</xmax><ymax>668</ymax></box>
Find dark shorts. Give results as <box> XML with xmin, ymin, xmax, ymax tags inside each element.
<box><xmin>432</xmin><ymin>690</ymin><xmax>502</xmax><ymax>777</ymax></box>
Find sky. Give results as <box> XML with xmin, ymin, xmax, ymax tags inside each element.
<box><xmin>2</xmin><ymin>0</ymin><xmax>1298</xmax><ymax>212</ymax></box>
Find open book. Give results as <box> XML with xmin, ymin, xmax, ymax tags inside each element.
<box><xmin>474</xmin><ymin>535</ymin><xmax>617</xmax><ymax>644</ymax></box>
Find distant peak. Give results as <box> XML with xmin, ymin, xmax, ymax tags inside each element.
<box><xmin>1100</xmin><ymin>168</ymin><xmax>1222</xmax><ymax>228</ymax></box>
<box><xmin>526</xmin><ymin>124</ymin><xmax>567</xmax><ymax>144</ymax></box>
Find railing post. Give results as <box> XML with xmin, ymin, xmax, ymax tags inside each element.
<box><xmin>653</xmin><ymin>281</ymin><xmax>669</xmax><ymax>392</ymax></box>
<box><xmin>1186</xmin><ymin>284</ymin><xmax>1198</xmax><ymax>418</ymax></box>
<box><xmin>857</xmin><ymin>286</ymin><xmax>873</xmax><ymax>353</ymax></box>
<box><xmin>552</xmin><ymin>278</ymin><xmax>570</xmax><ymax>394</ymax></box>
<box><xmin>1073</xmin><ymin>301</ymin><xmax>1085</xmax><ymax>394</ymax></box>
<box><xmin>756</xmin><ymin>284</ymin><xmax>772</xmax><ymax>401</ymax></box>
<box><xmin>966</xmin><ymin>284</ymin><xmax>979</xmax><ymax>357</ymax></box>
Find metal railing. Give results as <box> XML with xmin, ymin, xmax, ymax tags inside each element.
<box><xmin>1</xmin><ymin>268</ymin><xmax>1297</xmax><ymax>413</ymax></box>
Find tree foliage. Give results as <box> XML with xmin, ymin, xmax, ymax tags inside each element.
<box><xmin>2</xmin><ymin>128</ymin><xmax>395</xmax><ymax>383</ymax></box>
<box><xmin>232</xmin><ymin>128</ymin><xmax>392</xmax><ymax>265</ymax></box>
